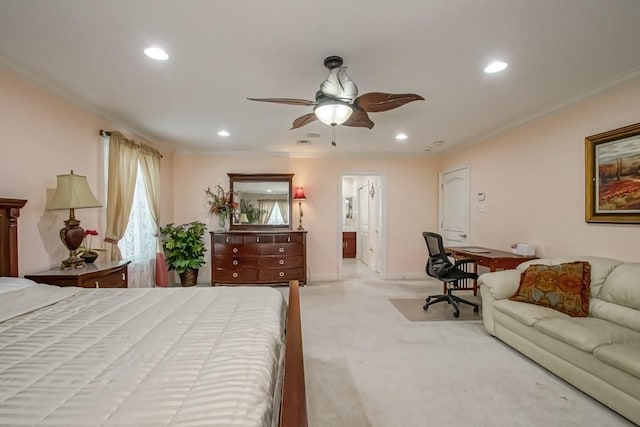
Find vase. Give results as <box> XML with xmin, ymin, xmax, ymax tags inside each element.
<box><xmin>80</xmin><ymin>251</ymin><xmax>99</xmax><ymax>264</ymax></box>
<box><xmin>217</xmin><ymin>215</ymin><xmax>228</xmax><ymax>231</ymax></box>
<box><xmin>179</xmin><ymin>269</ymin><xmax>199</xmax><ymax>287</ymax></box>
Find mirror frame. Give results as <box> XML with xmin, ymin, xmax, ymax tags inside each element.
<box><xmin>228</xmin><ymin>173</ymin><xmax>293</xmax><ymax>230</ymax></box>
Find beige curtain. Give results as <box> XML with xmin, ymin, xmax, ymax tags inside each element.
<box><xmin>105</xmin><ymin>132</ymin><xmax>139</xmax><ymax>260</ymax></box>
<box><xmin>259</xmin><ymin>200</ymin><xmax>276</xmax><ymax>224</ymax></box>
<box><xmin>138</xmin><ymin>144</ymin><xmax>161</xmax><ymax>245</ymax></box>
<box><xmin>277</xmin><ymin>199</ymin><xmax>289</xmax><ymax>224</ymax></box>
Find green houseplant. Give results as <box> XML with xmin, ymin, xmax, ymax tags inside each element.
<box><xmin>160</xmin><ymin>221</ymin><xmax>207</xmax><ymax>286</ymax></box>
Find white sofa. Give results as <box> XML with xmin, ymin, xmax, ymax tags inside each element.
<box><xmin>479</xmin><ymin>256</ymin><xmax>640</xmax><ymax>425</ymax></box>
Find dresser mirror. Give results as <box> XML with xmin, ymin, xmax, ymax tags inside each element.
<box><xmin>228</xmin><ymin>173</ymin><xmax>293</xmax><ymax>229</ymax></box>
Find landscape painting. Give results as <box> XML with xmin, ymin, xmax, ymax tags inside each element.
<box><xmin>586</xmin><ymin>123</ymin><xmax>640</xmax><ymax>223</ymax></box>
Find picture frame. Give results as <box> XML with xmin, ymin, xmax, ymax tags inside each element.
<box><xmin>585</xmin><ymin>122</ymin><xmax>640</xmax><ymax>223</ymax></box>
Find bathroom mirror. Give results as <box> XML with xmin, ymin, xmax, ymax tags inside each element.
<box><xmin>228</xmin><ymin>173</ymin><xmax>293</xmax><ymax>229</ymax></box>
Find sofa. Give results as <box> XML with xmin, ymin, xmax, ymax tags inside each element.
<box><xmin>478</xmin><ymin>256</ymin><xmax>640</xmax><ymax>425</ymax></box>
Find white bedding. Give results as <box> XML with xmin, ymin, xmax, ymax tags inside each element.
<box><xmin>0</xmin><ymin>284</ymin><xmax>286</xmax><ymax>426</ymax></box>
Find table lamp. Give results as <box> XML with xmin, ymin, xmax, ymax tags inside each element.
<box><xmin>47</xmin><ymin>170</ymin><xmax>102</xmax><ymax>269</ymax></box>
<box><xmin>293</xmin><ymin>187</ymin><xmax>306</xmax><ymax>231</ymax></box>
<box><xmin>239</xmin><ymin>213</ymin><xmax>249</xmax><ymax>224</ymax></box>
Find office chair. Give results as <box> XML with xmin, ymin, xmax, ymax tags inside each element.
<box><xmin>422</xmin><ymin>232</ymin><xmax>479</xmax><ymax>318</ymax></box>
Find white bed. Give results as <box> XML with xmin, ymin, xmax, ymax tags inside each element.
<box><xmin>0</xmin><ymin>198</ymin><xmax>307</xmax><ymax>427</ymax></box>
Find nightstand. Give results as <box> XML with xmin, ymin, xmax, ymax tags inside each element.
<box><xmin>25</xmin><ymin>260</ymin><xmax>130</xmax><ymax>288</ymax></box>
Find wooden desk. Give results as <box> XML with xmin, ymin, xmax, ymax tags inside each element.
<box><xmin>445</xmin><ymin>247</ymin><xmax>537</xmax><ymax>295</ymax></box>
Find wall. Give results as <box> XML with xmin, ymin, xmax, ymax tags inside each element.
<box><xmin>439</xmin><ymin>76</ymin><xmax>640</xmax><ymax>262</ymax></box>
<box><xmin>172</xmin><ymin>153</ymin><xmax>440</xmax><ymax>282</ymax></box>
<box><xmin>0</xmin><ymin>66</ymin><xmax>175</xmax><ymax>275</ymax></box>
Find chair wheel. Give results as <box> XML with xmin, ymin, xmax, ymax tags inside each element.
<box><xmin>423</xmin><ymin>304</ymin><xmax>429</xmax><ymax>311</ymax></box>
<box><xmin>453</xmin><ymin>311</ymin><xmax>460</xmax><ymax>318</ymax></box>
<box><xmin>474</xmin><ymin>306</ymin><xmax>479</xmax><ymax>313</ymax></box>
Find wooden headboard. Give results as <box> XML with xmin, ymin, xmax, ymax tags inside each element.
<box><xmin>0</xmin><ymin>198</ymin><xmax>27</xmax><ymax>277</ymax></box>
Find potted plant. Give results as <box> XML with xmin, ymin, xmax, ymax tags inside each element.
<box><xmin>159</xmin><ymin>221</ymin><xmax>207</xmax><ymax>286</ymax></box>
<box><xmin>78</xmin><ymin>229</ymin><xmax>105</xmax><ymax>263</ymax></box>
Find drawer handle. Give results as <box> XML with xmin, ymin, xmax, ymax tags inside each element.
<box><xmin>287</xmin><ymin>237</ymin><xmax>291</xmax><ymax>242</ymax></box>
<box><xmin>232</xmin><ymin>272</ymin><xmax>238</xmax><ymax>278</ymax></box>
<box><xmin>226</xmin><ymin>237</ymin><xmax>230</xmax><ymax>243</ymax></box>
<box><xmin>233</xmin><ymin>247</ymin><xmax>238</xmax><ymax>253</ymax></box>
<box><xmin>279</xmin><ymin>259</ymin><xmax>285</xmax><ymax>265</ymax></box>
<box><xmin>257</xmin><ymin>237</ymin><xmax>260</xmax><ymax>243</ymax></box>
<box><xmin>122</xmin><ymin>273</ymin><xmax>126</xmax><ymax>281</ymax></box>
<box><xmin>233</xmin><ymin>260</ymin><xmax>239</xmax><ymax>266</ymax></box>
<box><xmin>95</xmin><ymin>281</ymin><xmax>99</xmax><ymax>288</ymax></box>
<box><xmin>279</xmin><ymin>272</ymin><xmax>285</xmax><ymax>277</ymax></box>
<box><xmin>279</xmin><ymin>247</ymin><xmax>285</xmax><ymax>253</ymax></box>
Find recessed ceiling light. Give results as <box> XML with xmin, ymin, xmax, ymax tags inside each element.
<box><xmin>144</xmin><ymin>46</ymin><xmax>169</xmax><ymax>61</ymax></box>
<box><xmin>217</xmin><ymin>130</ymin><xmax>230</xmax><ymax>137</ymax></box>
<box><xmin>432</xmin><ymin>140</ymin><xmax>445</xmax><ymax>146</ymax></box>
<box><xmin>484</xmin><ymin>61</ymin><xmax>508</xmax><ymax>73</ymax></box>
<box><xmin>395</xmin><ymin>133</ymin><xmax>408</xmax><ymax>140</ymax></box>
<box><xmin>267</xmin><ymin>189</ymin><xmax>272</xmax><ymax>193</ymax></box>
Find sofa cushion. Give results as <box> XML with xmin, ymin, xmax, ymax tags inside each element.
<box><xmin>517</xmin><ymin>256</ymin><xmax>620</xmax><ymax>298</ymax></box>
<box><xmin>590</xmin><ymin>298</ymin><xmax>640</xmax><ymax>333</ymax></box>
<box><xmin>534</xmin><ymin>317</ymin><xmax>640</xmax><ymax>352</ymax></box>
<box><xmin>594</xmin><ymin>343</ymin><xmax>640</xmax><ymax>380</ymax></box>
<box><xmin>493</xmin><ymin>299</ymin><xmax>569</xmax><ymax>326</ymax></box>
<box><xmin>510</xmin><ymin>262</ymin><xmax>590</xmax><ymax>317</ymax></box>
<box><xmin>599</xmin><ymin>263</ymin><xmax>640</xmax><ymax>310</ymax></box>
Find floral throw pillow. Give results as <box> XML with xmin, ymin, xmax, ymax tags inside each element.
<box><xmin>509</xmin><ymin>261</ymin><xmax>591</xmax><ymax>317</ymax></box>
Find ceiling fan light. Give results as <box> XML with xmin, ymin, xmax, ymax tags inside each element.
<box><xmin>314</xmin><ymin>102</ymin><xmax>353</xmax><ymax>126</ymax></box>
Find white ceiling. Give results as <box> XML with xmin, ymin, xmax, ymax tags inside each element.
<box><xmin>1</xmin><ymin>0</ymin><xmax>640</xmax><ymax>155</ymax></box>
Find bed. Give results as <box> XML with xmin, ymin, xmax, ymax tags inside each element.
<box><xmin>0</xmin><ymin>198</ymin><xmax>307</xmax><ymax>427</ymax></box>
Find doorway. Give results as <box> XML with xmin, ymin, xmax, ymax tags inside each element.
<box><xmin>339</xmin><ymin>174</ymin><xmax>385</xmax><ymax>279</ymax></box>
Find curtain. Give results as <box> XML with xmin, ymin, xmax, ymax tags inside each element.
<box><xmin>277</xmin><ymin>199</ymin><xmax>289</xmax><ymax>224</ymax></box>
<box><xmin>105</xmin><ymin>132</ymin><xmax>138</xmax><ymax>261</ymax></box>
<box><xmin>259</xmin><ymin>200</ymin><xmax>276</xmax><ymax>224</ymax></box>
<box><xmin>118</xmin><ymin>168</ymin><xmax>156</xmax><ymax>288</ymax></box>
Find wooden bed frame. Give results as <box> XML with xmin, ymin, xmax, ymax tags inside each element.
<box><xmin>0</xmin><ymin>197</ymin><xmax>307</xmax><ymax>427</ymax></box>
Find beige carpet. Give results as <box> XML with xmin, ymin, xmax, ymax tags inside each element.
<box><xmin>389</xmin><ymin>297</ymin><xmax>482</xmax><ymax>321</ymax></box>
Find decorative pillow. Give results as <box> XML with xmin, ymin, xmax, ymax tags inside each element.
<box><xmin>509</xmin><ymin>261</ymin><xmax>591</xmax><ymax>317</ymax></box>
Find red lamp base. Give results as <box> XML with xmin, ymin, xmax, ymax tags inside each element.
<box><xmin>59</xmin><ymin>217</ymin><xmax>85</xmax><ymax>269</ymax></box>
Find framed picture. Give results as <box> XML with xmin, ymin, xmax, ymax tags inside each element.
<box><xmin>585</xmin><ymin>122</ymin><xmax>640</xmax><ymax>223</ymax></box>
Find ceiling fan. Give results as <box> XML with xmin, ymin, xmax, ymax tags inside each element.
<box><xmin>247</xmin><ymin>56</ymin><xmax>424</xmax><ymax>133</ymax></box>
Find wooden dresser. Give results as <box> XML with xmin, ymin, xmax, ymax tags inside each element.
<box><xmin>342</xmin><ymin>231</ymin><xmax>356</xmax><ymax>258</ymax></box>
<box><xmin>211</xmin><ymin>230</ymin><xmax>307</xmax><ymax>285</ymax></box>
<box><xmin>25</xmin><ymin>260</ymin><xmax>130</xmax><ymax>288</ymax></box>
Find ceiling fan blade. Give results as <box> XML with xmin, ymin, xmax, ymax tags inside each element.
<box><xmin>247</xmin><ymin>97</ymin><xmax>316</xmax><ymax>106</ymax></box>
<box><xmin>355</xmin><ymin>92</ymin><xmax>425</xmax><ymax>113</ymax></box>
<box><xmin>290</xmin><ymin>113</ymin><xmax>318</xmax><ymax>130</ymax></box>
<box><xmin>342</xmin><ymin>108</ymin><xmax>374</xmax><ymax>129</ymax></box>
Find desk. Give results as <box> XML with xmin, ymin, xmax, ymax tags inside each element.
<box><xmin>445</xmin><ymin>247</ymin><xmax>537</xmax><ymax>295</ymax></box>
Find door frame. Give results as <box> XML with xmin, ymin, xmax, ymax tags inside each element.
<box><xmin>438</xmin><ymin>164</ymin><xmax>471</xmax><ymax>245</ymax></box>
<box><xmin>338</xmin><ymin>173</ymin><xmax>387</xmax><ymax>279</ymax></box>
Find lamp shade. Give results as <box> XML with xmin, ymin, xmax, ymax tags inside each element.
<box><xmin>314</xmin><ymin>101</ymin><xmax>353</xmax><ymax>126</ymax></box>
<box><xmin>47</xmin><ymin>171</ymin><xmax>102</xmax><ymax>210</ymax></box>
<box><xmin>239</xmin><ymin>213</ymin><xmax>249</xmax><ymax>223</ymax></box>
<box><xmin>293</xmin><ymin>187</ymin><xmax>306</xmax><ymax>201</ymax></box>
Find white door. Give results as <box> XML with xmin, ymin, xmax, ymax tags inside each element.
<box><xmin>357</xmin><ymin>184</ymin><xmax>369</xmax><ymax>263</ymax></box>
<box><xmin>368</xmin><ymin>179</ymin><xmax>379</xmax><ymax>272</ymax></box>
<box><xmin>439</xmin><ymin>166</ymin><xmax>470</xmax><ymax>246</ymax></box>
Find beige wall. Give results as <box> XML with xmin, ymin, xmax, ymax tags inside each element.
<box><xmin>439</xmin><ymin>76</ymin><xmax>640</xmax><ymax>262</ymax></box>
<box><xmin>0</xmin><ymin>66</ymin><xmax>174</xmax><ymax>275</ymax></box>
<box><xmin>172</xmin><ymin>153</ymin><xmax>440</xmax><ymax>282</ymax></box>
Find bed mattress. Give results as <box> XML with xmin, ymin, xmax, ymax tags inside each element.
<box><xmin>0</xmin><ymin>284</ymin><xmax>286</xmax><ymax>426</ymax></box>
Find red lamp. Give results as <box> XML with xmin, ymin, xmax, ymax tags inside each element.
<box><xmin>293</xmin><ymin>187</ymin><xmax>306</xmax><ymax>231</ymax></box>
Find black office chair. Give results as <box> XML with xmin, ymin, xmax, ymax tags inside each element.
<box><xmin>422</xmin><ymin>232</ymin><xmax>480</xmax><ymax>318</ymax></box>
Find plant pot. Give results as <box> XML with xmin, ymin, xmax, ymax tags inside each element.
<box><xmin>179</xmin><ymin>269</ymin><xmax>199</xmax><ymax>287</ymax></box>
<box><xmin>80</xmin><ymin>251</ymin><xmax>99</xmax><ymax>264</ymax></box>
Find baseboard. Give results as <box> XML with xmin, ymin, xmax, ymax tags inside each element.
<box><xmin>308</xmin><ymin>273</ymin><xmax>340</xmax><ymax>282</ymax></box>
<box><xmin>385</xmin><ymin>272</ymin><xmax>427</xmax><ymax>280</ymax></box>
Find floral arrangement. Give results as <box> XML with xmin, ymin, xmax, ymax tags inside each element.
<box><xmin>79</xmin><ymin>229</ymin><xmax>103</xmax><ymax>255</ymax></box>
<box><xmin>205</xmin><ymin>184</ymin><xmax>238</xmax><ymax>219</ymax></box>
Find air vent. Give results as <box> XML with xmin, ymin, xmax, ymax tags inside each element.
<box><xmin>296</xmin><ymin>139</ymin><xmax>312</xmax><ymax>145</ymax></box>
<box><xmin>305</xmin><ymin>133</ymin><xmax>321</xmax><ymax>139</ymax></box>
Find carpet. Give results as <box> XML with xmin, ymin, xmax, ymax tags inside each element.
<box><xmin>389</xmin><ymin>297</ymin><xmax>482</xmax><ymax>321</ymax></box>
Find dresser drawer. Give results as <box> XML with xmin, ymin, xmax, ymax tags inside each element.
<box><xmin>213</xmin><ymin>234</ymin><xmax>244</xmax><ymax>244</ymax></box>
<box><xmin>260</xmin><ymin>243</ymin><xmax>302</xmax><ymax>256</ymax></box>
<box><xmin>274</xmin><ymin>234</ymin><xmax>303</xmax><ymax>244</ymax></box>
<box><xmin>245</xmin><ymin>235</ymin><xmax>274</xmax><ymax>244</ymax></box>
<box><xmin>259</xmin><ymin>256</ymin><xmax>304</xmax><ymax>269</ymax></box>
<box><xmin>80</xmin><ymin>269</ymin><xmax>127</xmax><ymax>288</ymax></box>
<box><xmin>214</xmin><ymin>256</ymin><xmax>258</xmax><ymax>269</ymax></box>
<box><xmin>214</xmin><ymin>269</ymin><xmax>259</xmax><ymax>282</ymax></box>
<box><xmin>214</xmin><ymin>243</ymin><xmax>258</xmax><ymax>256</ymax></box>
<box><xmin>258</xmin><ymin>268</ymin><xmax>304</xmax><ymax>282</ymax></box>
